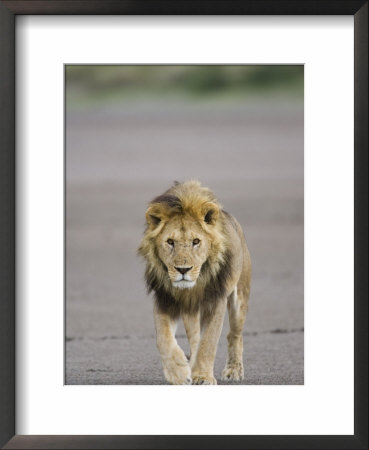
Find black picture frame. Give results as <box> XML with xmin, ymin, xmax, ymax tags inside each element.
<box><xmin>0</xmin><ymin>1</ymin><xmax>367</xmax><ymax>449</ymax></box>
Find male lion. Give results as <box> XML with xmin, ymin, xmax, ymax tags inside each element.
<box><xmin>138</xmin><ymin>180</ymin><xmax>251</xmax><ymax>385</ymax></box>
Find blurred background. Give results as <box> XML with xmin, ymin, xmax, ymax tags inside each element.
<box><xmin>66</xmin><ymin>65</ymin><xmax>304</xmax><ymax>384</ymax></box>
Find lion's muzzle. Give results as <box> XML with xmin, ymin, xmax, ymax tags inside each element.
<box><xmin>171</xmin><ymin>266</ymin><xmax>196</xmax><ymax>289</ymax></box>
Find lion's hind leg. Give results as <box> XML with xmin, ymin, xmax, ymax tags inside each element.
<box><xmin>222</xmin><ymin>286</ymin><xmax>248</xmax><ymax>381</ymax></box>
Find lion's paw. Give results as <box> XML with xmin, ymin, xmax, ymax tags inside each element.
<box><xmin>192</xmin><ymin>374</ymin><xmax>217</xmax><ymax>385</ymax></box>
<box><xmin>162</xmin><ymin>348</ymin><xmax>192</xmax><ymax>385</ymax></box>
<box><xmin>221</xmin><ymin>362</ymin><xmax>244</xmax><ymax>381</ymax></box>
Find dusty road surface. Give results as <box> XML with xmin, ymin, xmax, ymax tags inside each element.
<box><xmin>66</xmin><ymin>98</ymin><xmax>304</xmax><ymax>385</ymax></box>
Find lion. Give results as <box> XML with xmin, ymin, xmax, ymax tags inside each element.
<box><xmin>138</xmin><ymin>180</ymin><xmax>251</xmax><ymax>385</ymax></box>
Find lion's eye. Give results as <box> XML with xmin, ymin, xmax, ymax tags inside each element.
<box><xmin>167</xmin><ymin>239</ymin><xmax>174</xmax><ymax>246</ymax></box>
<box><xmin>193</xmin><ymin>239</ymin><xmax>200</xmax><ymax>246</ymax></box>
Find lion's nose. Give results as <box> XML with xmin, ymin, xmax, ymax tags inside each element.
<box><xmin>175</xmin><ymin>267</ymin><xmax>192</xmax><ymax>275</ymax></box>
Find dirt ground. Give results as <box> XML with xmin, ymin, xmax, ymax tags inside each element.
<box><xmin>65</xmin><ymin>98</ymin><xmax>304</xmax><ymax>385</ymax></box>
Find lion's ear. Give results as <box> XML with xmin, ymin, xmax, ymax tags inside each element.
<box><xmin>202</xmin><ymin>202</ymin><xmax>219</xmax><ymax>225</ymax></box>
<box><xmin>147</xmin><ymin>214</ymin><xmax>161</xmax><ymax>226</ymax></box>
<box><xmin>145</xmin><ymin>205</ymin><xmax>165</xmax><ymax>228</ymax></box>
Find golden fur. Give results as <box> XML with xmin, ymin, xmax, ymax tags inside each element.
<box><xmin>138</xmin><ymin>180</ymin><xmax>251</xmax><ymax>384</ymax></box>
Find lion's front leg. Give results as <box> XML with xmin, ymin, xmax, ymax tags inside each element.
<box><xmin>154</xmin><ymin>303</ymin><xmax>192</xmax><ymax>385</ymax></box>
<box><xmin>182</xmin><ymin>311</ymin><xmax>200</xmax><ymax>368</ymax></box>
<box><xmin>191</xmin><ymin>298</ymin><xmax>227</xmax><ymax>385</ymax></box>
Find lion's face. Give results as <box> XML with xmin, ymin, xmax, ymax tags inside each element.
<box><xmin>139</xmin><ymin>188</ymin><xmax>222</xmax><ymax>292</ymax></box>
<box><xmin>155</xmin><ymin>216</ymin><xmax>210</xmax><ymax>289</ymax></box>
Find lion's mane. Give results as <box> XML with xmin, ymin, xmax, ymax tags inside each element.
<box><xmin>138</xmin><ymin>180</ymin><xmax>234</xmax><ymax>318</ymax></box>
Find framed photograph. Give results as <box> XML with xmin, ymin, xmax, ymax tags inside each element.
<box><xmin>0</xmin><ymin>1</ymin><xmax>367</xmax><ymax>449</ymax></box>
